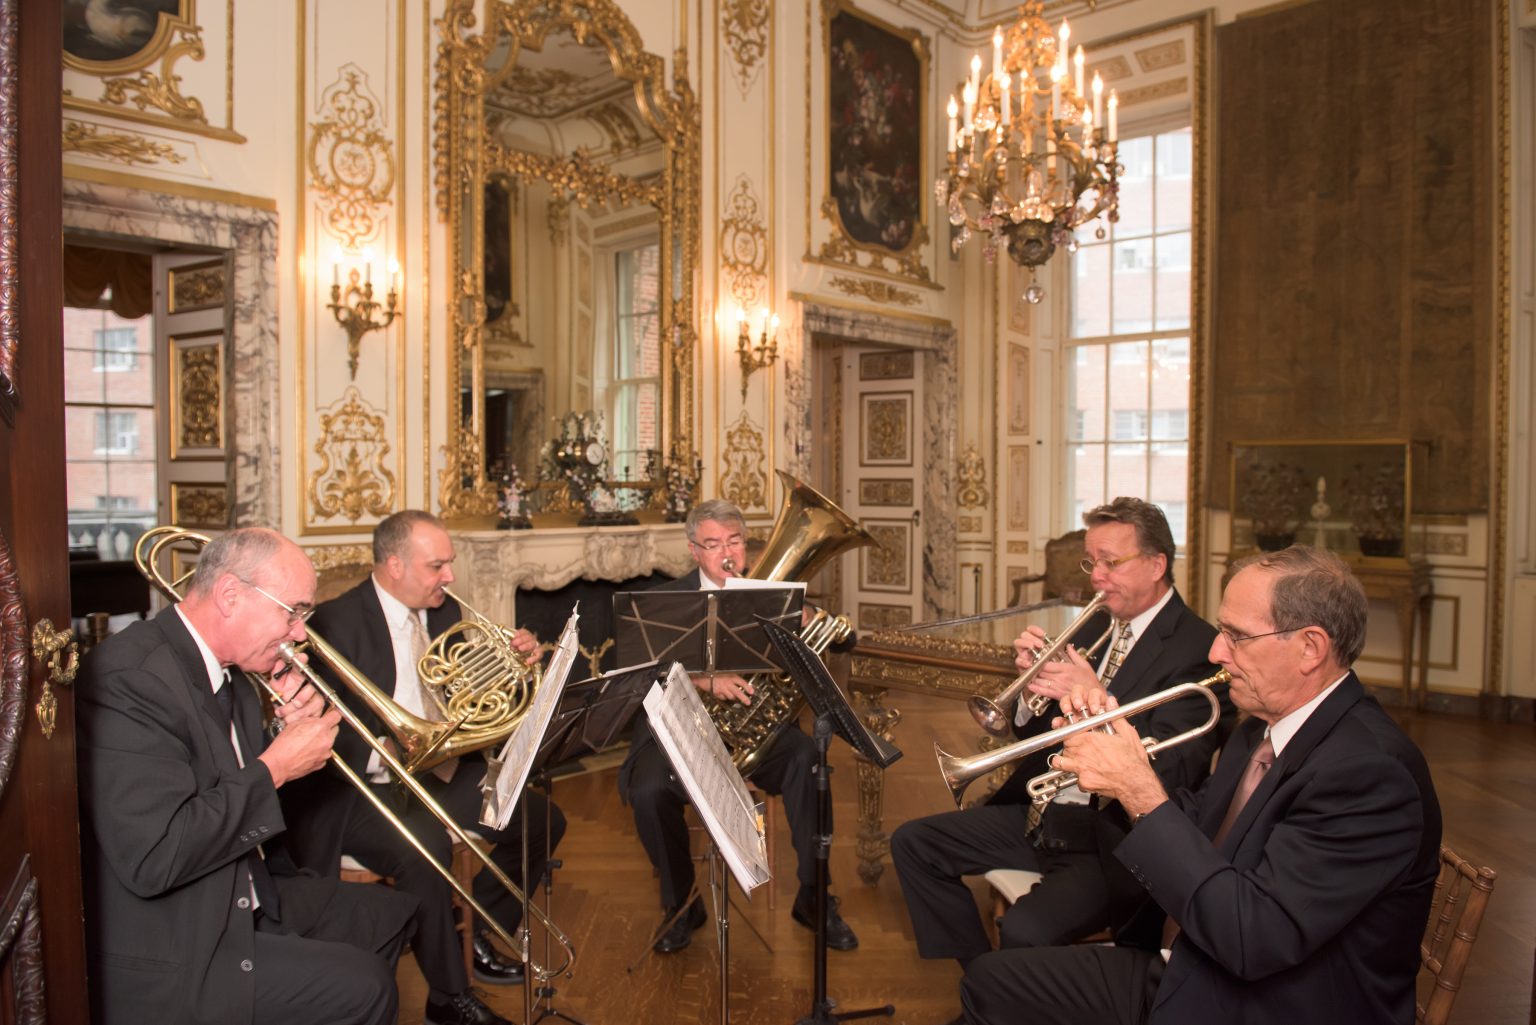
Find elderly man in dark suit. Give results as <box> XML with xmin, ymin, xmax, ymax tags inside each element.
<box><xmin>892</xmin><ymin>497</ymin><xmax>1233</xmax><ymax>983</ymax></box>
<box><xmin>290</xmin><ymin>509</ymin><xmax>565</xmax><ymax>1025</ymax></box>
<box><xmin>961</xmin><ymin>545</ymin><xmax>1442</xmax><ymax>1025</ymax></box>
<box><xmin>76</xmin><ymin>527</ymin><xmax>417</xmax><ymax>1025</ymax></box>
<box><xmin>620</xmin><ymin>498</ymin><xmax>859</xmax><ymax>954</ymax></box>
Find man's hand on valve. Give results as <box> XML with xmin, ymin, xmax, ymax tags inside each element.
<box><xmin>1051</xmin><ymin>686</ymin><xmax>1169</xmax><ymax>819</ymax></box>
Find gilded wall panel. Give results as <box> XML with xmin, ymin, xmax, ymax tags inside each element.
<box><xmin>169</xmin><ymin>482</ymin><xmax>229</xmax><ymax>529</ymax></box>
<box><xmin>860</xmin><ymin>520</ymin><xmax>910</xmax><ymax>592</ymax></box>
<box><xmin>861</xmin><ymin>392</ymin><xmax>912</xmax><ymax>465</ymax></box>
<box><xmin>169</xmin><ymin>331</ymin><xmax>224</xmax><ymax>459</ymax></box>
<box><xmin>307</xmin><ymin>386</ymin><xmax>396</xmax><ymax>525</ymax></box>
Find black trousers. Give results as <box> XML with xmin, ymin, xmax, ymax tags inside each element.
<box><xmin>890</xmin><ymin>802</ymin><xmax>1113</xmax><ymax>960</ymax></box>
<box><xmin>625</xmin><ymin>723</ymin><xmax>822</xmax><ymax>911</ymax></box>
<box><xmin>342</xmin><ymin>759</ymin><xmax>566</xmax><ymax>996</ymax></box>
<box><xmin>960</xmin><ymin>943</ymin><xmax>1164</xmax><ymax>1025</ymax></box>
<box><xmin>252</xmin><ymin>879</ymin><xmax>414</xmax><ymax>1025</ymax></box>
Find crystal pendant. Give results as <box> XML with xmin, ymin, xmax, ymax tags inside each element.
<box><xmin>948</xmin><ymin>194</ymin><xmax>966</xmax><ymax>226</ymax></box>
<box><xmin>934</xmin><ymin>179</ymin><xmax>950</xmax><ymax>205</ymax></box>
<box><xmin>1065</xmin><ymin>236</ymin><xmax>1079</xmax><ymax>254</ymax></box>
<box><xmin>1024</xmin><ymin>283</ymin><xmax>1045</xmax><ymax>304</ymax></box>
<box><xmin>1095</xmin><ymin>226</ymin><xmax>1107</xmax><ymax>240</ymax></box>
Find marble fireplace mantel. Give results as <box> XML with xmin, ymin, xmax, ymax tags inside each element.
<box><xmin>449</xmin><ymin>523</ymin><xmax>694</xmax><ymax>625</ymax></box>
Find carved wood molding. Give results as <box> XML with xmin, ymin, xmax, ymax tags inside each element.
<box><xmin>0</xmin><ymin>526</ymin><xmax>26</xmax><ymax>799</ymax></box>
<box><xmin>0</xmin><ymin>863</ymin><xmax>45</xmax><ymax>1024</ymax></box>
<box><xmin>0</xmin><ymin>0</ymin><xmax>18</xmax><ymax>423</ymax></box>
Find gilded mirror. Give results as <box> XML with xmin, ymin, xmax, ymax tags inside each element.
<box><xmin>437</xmin><ymin>0</ymin><xmax>700</xmax><ymax>519</ymax></box>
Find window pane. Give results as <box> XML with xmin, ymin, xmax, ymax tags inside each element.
<box><xmin>1113</xmin><ymin>137</ymin><xmax>1155</xmax><ymax>237</ymax></box>
<box><xmin>1072</xmin><ymin>242</ymin><xmax>1111</xmax><ymax>337</ymax></box>
<box><xmin>1111</xmin><ymin>240</ymin><xmax>1153</xmax><ymax>334</ymax></box>
<box><xmin>1107</xmin><ymin>339</ymin><xmax>1149</xmax><ymax>440</ymax></box>
<box><xmin>1154</xmin><ymin>129</ymin><xmax>1192</xmax><ymax>231</ymax></box>
<box><xmin>1070</xmin><ymin>346</ymin><xmax>1106</xmax><ymax>442</ymax></box>
<box><xmin>1070</xmin><ymin>444</ymin><xmax>1104</xmax><ymax>513</ymax></box>
<box><xmin>1154</xmin><ymin>232</ymin><xmax>1191</xmax><ymax>330</ymax></box>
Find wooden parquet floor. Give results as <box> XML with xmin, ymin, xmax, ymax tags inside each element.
<box><xmin>394</xmin><ymin>693</ymin><xmax>1535</xmax><ymax>1025</ymax></box>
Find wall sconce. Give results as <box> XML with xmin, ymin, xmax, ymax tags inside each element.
<box><xmin>736</xmin><ymin>306</ymin><xmax>779</xmax><ymax>400</ymax></box>
<box><xmin>328</xmin><ymin>247</ymin><xmax>401</xmax><ymax>380</ymax></box>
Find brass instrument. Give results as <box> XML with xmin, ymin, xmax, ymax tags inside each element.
<box><xmin>936</xmin><ymin>668</ymin><xmax>1231</xmax><ymax>806</ymax></box>
<box><xmin>410</xmin><ymin>586</ymin><xmax>540</xmax><ymax>774</ymax></box>
<box><xmin>701</xmin><ymin>470</ymin><xmax>876</xmax><ymax>775</ymax></box>
<box><xmin>968</xmin><ymin>591</ymin><xmax>1112</xmax><ymax>736</ymax></box>
<box><xmin>132</xmin><ymin>526</ymin><xmax>576</xmax><ymax>980</ymax></box>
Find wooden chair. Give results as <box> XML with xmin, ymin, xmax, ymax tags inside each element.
<box><xmin>340</xmin><ymin>831</ymin><xmax>481</xmax><ymax>979</ymax></box>
<box><xmin>1417</xmin><ymin>844</ymin><xmax>1497</xmax><ymax>1025</ymax></box>
<box><xmin>1008</xmin><ymin>530</ymin><xmax>1092</xmax><ymax>608</ymax></box>
<box><xmin>982</xmin><ymin>868</ymin><xmax>1111</xmax><ymax>946</ymax></box>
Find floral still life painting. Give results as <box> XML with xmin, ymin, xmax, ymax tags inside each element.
<box><xmin>827</xmin><ymin>5</ymin><xmax>923</xmax><ymax>254</ymax></box>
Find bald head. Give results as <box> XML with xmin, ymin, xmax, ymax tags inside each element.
<box><xmin>180</xmin><ymin>527</ymin><xmax>316</xmax><ymax>671</ymax></box>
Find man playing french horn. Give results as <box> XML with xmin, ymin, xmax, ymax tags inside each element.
<box><xmin>619</xmin><ymin>498</ymin><xmax>860</xmax><ymax>954</ymax></box>
<box><xmin>892</xmin><ymin>498</ymin><xmax>1235</xmax><ymax>1015</ymax></box>
<box><xmin>283</xmin><ymin>510</ymin><xmax>564</xmax><ymax>1025</ymax></box>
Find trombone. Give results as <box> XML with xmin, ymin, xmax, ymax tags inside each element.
<box><xmin>132</xmin><ymin>526</ymin><xmax>576</xmax><ymax>981</ymax></box>
<box><xmin>968</xmin><ymin>592</ymin><xmax>1112</xmax><ymax>735</ymax></box>
<box><xmin>936</xmin><ymin>668</ymin><xmax>1231</xmax><ymax>806</ymax></box>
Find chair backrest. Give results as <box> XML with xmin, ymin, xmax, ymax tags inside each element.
<box><xmin>1416</xmin><ymin>844</ymin><xmax>1497</xmax><ymax>1025</ymax></box>
<box><xmin>1041</xmin><ymin>530</ymin><xmax>1091</xmax><ymax>603</ymax></box>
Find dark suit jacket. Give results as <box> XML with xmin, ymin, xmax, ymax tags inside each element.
<box><xmin>76</xmin><ymin>608</ymin><xmax>345</xmax><ymax>1025</ymax></box>
<box><xmin>280</xmin><ymin>577</ymin><xmax>464</xmax><ymax>872</ymax></box>
<box><xmin>1115</xmin><ymin>673</ymin><xmax>1441</xmax><ymax>1025</ymax></box>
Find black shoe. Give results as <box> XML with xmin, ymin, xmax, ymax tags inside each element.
<box><xmin>471</xmin><ymin>931</ymin><xmax>525</xmax><ymax>986</ymax></box>
<box><xmin>425</xmin><ymin>989</ymin><xmax>511</xmax><ymax>1025</ymax></box>
<box><xmin>791</xmin><ymin>894</ymin><xmax>860</xmax><ymax>951</ymax></box>
<box><xmin>652</xmin><ymin>896</ymin><xmax>707</xmax><ymax>953</ymax></box>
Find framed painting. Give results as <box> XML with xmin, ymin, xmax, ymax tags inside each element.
<box><xmin>823</xmin><ymin>0</ymin><xmax>926</xmax><ymax>260</ymax></box>
<box><xmin>64</xmin><ymin>0</ymin><xmax>188</xmax><ymax>71</ymax></box>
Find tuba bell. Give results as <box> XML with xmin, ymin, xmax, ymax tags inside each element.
<box><xmin>701</xmin><ymin>469</ymin><xmax>877</xmax><ymax>774</ymax></box>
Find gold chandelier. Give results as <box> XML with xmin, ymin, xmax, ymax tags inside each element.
<box><xmin>937</xmin><ymin>1</ymin><xmax>1121</xmax><ymax>303</ymax></box>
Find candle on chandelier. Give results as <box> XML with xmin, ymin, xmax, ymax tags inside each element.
<box><xmin>1058</xmin><ymin>20</ymin><xmax>1070</xmax><ymax>66</ymax></box>
<box><xmin>1082</xmin><ymin>109</ymin><xmax>1093</xmax><ymax>149</ymax></box>
<box><xmin>999</xmin><ymin>72</ymin><xmax>1011</xmax><ymax>126</ymax></box>
<box><xmin>1074</xmin><ymin>46</ymin><xmax>1085</xmax><ymax>99</ymax></box>
<box><xmin>993</xmin><ymin>27</ymin><xmax>1003</xmax><ymax>80</ymax></box>
<box><xmin>962</xmin><ymin>81</ymin><xmax>976</xmax><ymax>134</ymax></box>
<box><xmin>1092</xmin><ymin>73</ymin><xmax>1103</xmax><ymax>134</ymax></box>
<box><xmin>947</xmin><ymin>95</ymin><xmax>959</xmax><ymax>153</ymax></box>
<box><xmin>970</xmin><ymin>52</ymin><xmax>982</xmax><ymax>96</ymax></box>
<box><xmin>1047</xmin><ymin>134</ymin><xmax>1056</xmax><ymax>175</ymax></box>
<box><xmin>1050</xmin><ymin>60</ymin><xmax>1063</xmax><ymax>123</ymax></box>
<box><xmin>1108</xmin><ymin>90</ymin><xmax>1119</xmax><ymax>141</ymax></box>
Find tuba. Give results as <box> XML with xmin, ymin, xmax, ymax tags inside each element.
<box><xmin>702</xmin><ymin>470</ymin><xmax>877</xmax><ymax>774</ymax></box>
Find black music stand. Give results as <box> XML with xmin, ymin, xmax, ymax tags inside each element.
<box><xmin>524</xmin><ymin>661</ymin><xmax>659</xmax><ymax>1025</ymax></box>
<box><xmin>758</xmin><ymin>616</ymin><xmax>901</xmax><ymax>1025</ymax></box>
<box><xmin>612</xmin><ymin>586</ymin><xmax>805</xmax><ymax>679</ymax></box>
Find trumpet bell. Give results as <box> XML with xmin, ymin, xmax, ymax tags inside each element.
<box><xmin>966</xmin><ymin>694</ymin><xmax>1011</xmax><ymax>736</ymax></box>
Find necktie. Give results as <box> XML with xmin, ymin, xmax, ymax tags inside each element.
<box><xmin>1212</xmin><ymin>734</ymin><xmax>1276</xmax><ymax>846</ymax></box>
<box><xmin>1160</xmin><ymin>734</ymin><xmax>1275</xmax><ymax>951</ymax></box>
<box><xmin>405</xmin><ymin>612</ymin><xmax>459</xmax><ymax>784</ymax></box>
<box><xmin>1099</xmin><ymin>620</ymin><xmax>1134</xmax><ymax>688</ymax></box>
<box><xmin>215</xmin><ymin>670</ymin><xmax>280</xmax><ymax>917</ymax></box>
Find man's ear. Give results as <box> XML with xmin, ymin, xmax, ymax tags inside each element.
<box><xmin>212</xmin><ymin>572</ymin><xmax>242</xmax><ymax>618</ymax></box>
<box><xmin>1296</xmin><ymin>624</ymin><xmax>1333</xmax><ymax>673</ymax></box>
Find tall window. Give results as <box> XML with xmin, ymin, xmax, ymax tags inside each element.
<box><xmin>65</xmin><ymin>304</ymin><xmax>156</xmax><ymax>557</ymax></box>
<box><xmin>1068</xmin><ymin>126</ymin><xmax>1193</xmax><ymax>549</ymax></box>
<box><xmin>606</xmin><ymin>242</ymin><xmax>662</xmax><ymax>472</ymax></box>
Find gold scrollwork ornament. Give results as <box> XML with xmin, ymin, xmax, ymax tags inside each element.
<box><xmin>308</xmin><ymin>388</ymin><xmax>397</xmax><ymax>524</ymax></box>
<box><xmin>31</xmin><ymin>619</ymin><xmax>79</xmax><ymax>741</ymax></box>
<box><xmin>957</xmin><ymin>443</ymin><xmax>989</xmax><ymax>510</ymax></box>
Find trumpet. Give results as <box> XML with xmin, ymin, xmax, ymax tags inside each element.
<box><xmin>132</xmin><ymin>526</ymin><xmax>576</xmax><ymax>980</ymax></box>
<box><xmin>936</xmin><ymin>668</ymin><xmax>1231</xmax><ymax>806</ymax></box>
<box><xmin>968</xmin><ymin>592</ymin><xmax>1112</xmax><ymax>736</ymax></box>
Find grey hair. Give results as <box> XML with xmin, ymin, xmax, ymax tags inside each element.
<box><xmin>373</xmin><ymin>509</ymin><xmax>446</xmax><ymax>564</ymax></box>
<box><xmin>1083</xmin><ymin>497</ymin><xmax>1176</xmax><ymax>584</ymax></box>
<box><xmin>186</xmin><ymin>527</ymin><xmax>289</xmax><ymax>596</ymax></box>
<box><xmin>685</xmin><ymin>499</ymin><xmax>745</xmax><ymax>543</ymax></box>
<box><xmin>1231</xmin><ymin>545</ymin><xmax>1368</xmax><ymax>665</ymax></box>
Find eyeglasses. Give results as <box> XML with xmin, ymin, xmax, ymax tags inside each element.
<box><xmin>241</xmin><ymin>579</ymin><xmax>315</xmax><ymax>624</ymax></box>
<box><xmin>1216</xmin><ymin>626</ymin><xmax>1295</xmax><ymax>647</ymax></box>
<box><xmin>1079</xmin><ymin>552</ymin><xmax>1144</xmax><ymax>575</ymax></box>
<box><xmin>691</xmin><ymin>535</ymin><xmax>746</xmax><ymax>553</ymax></box>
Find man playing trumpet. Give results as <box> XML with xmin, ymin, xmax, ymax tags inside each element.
<box><xmin>960</xmin><ymin>546</ymin><xmax>1442</xmax><ymax>1025</ymax></box>
<box><xmin>892</xmin><ymin>498</ymin><xmax>1233</xmax><ymax>989</ymax></box>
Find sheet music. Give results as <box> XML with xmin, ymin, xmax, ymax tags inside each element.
<box><xmin>723</xmin><ymin>578</ymin><xmax>807</xmax><ymax>592</ymax></box>
<box><xmin>643</xmin><ymin>662</ymin><xmax>770</xmax><ymax>893</ymax></box>
<box><xmin>479</xmin><ymin>606</ymin><xmax>582</xmax><ymax>830</ymax></box>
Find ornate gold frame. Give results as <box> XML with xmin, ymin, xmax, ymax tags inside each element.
<box><xmin>434</xmin><ymin>0</ymin><xmax>700</xmax><ymax>519</ymax></box>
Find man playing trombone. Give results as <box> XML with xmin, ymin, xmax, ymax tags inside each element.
<box><xmin>892</xmin><ymin>498</ymin><xmax>1234</xmax><ymax>988</ymax></box>
<box><xmin>78</xmin><ymin>527</ymin><xmax>418</xmax><ymax>1025</ymax></box>
<box><xmin>285</xmin><ymin>510</ymin><xmax>565</xmax><ymax>1025</ymax></box>
<box><xmin>960</xmin><ymin>545</ymin><xmax>1442</xmax><ymax>1025</ymax></box>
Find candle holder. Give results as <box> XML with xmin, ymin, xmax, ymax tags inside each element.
<box><xmin>737</xmin><ymin>310</ymin><xmax>779</xmax><ymax>400</ymax></box>
<box><xmin>328</xmin><ymin>265</ymin><xmax>400</xmax><ymax>380</ymax></box>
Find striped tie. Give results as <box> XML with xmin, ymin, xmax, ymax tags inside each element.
<box><xmin>1099</xmin><ymin>620</ymin><xmax>1134</xmax><ymax>687</ymax></box>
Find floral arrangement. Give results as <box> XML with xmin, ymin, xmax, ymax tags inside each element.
<box><xmin>652</xmin><ymin>446</ymin><xmax>704</xmax><ymax>523</ymax></box>
<box><xmin>1241</xmin><ymin>459</ymin><xmax>1307</xmax><ymax>550</ymax></box>
<box><xmin>494</xmin><ymin>463</ymin><xmax>532</xmax><ymax>530</ymax></box>
<box><xmin>1343</xmin><ymin>461</ymin><xmax>1405</xmax><ymax>557</ymax></box>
